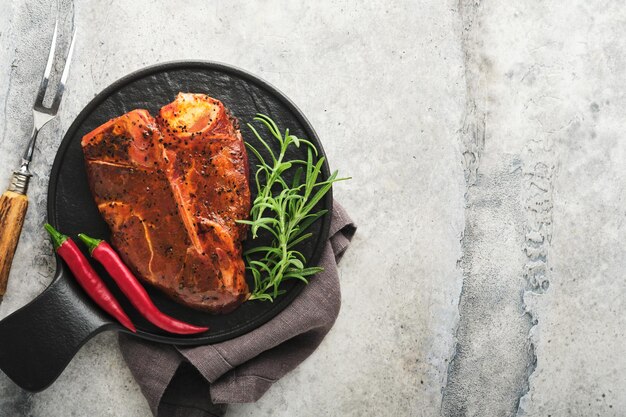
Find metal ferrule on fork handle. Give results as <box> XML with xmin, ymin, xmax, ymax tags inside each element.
<box><xmin>8</xmin><ymin>170</ymin><xmax>31</xmax><ymax>195</ymax></box>
<box><xmin>9</xmin><ymin>123</ymin><xmax>40</xmax><ymax>194</ymax></box>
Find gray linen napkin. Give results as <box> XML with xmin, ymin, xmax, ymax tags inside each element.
<box><xmin>119</xmin><ymin>202</ymin><xmax>355</xmax><ymax>417</ymax></box>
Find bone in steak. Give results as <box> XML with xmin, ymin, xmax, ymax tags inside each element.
<box><xmin>81</xmin><ymin>94</ymin><xmax>251</xmax><ymax>313</ymax></box>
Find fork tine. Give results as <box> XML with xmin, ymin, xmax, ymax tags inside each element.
<box><xmin>34</xmin><ymin>19</ymin><xmax>59</xmax><ymax>108</ymax></box>
<box><xmin>49</xmin><ymin>27</ymin><xmax>77</xmax><ymax>114</ymax></box>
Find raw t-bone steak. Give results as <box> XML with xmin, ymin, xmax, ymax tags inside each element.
<box><xmin>81</xmin><ymin>93</ymin><xmax>251</xmax><ymax>313</ymax></box>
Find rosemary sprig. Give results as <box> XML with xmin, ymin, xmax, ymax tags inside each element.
<box><xmin>237</xmin><ymin>114</ymin><xmax>349</xmax><ymax>301</ymax></box>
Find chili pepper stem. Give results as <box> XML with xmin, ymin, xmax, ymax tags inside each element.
<box><xmin>78</xmin><ymin>233</ymin><xmax>103</xmax><ymax>255</ymax></box>
<box><xmin>44</xmin><ymin>223</ymin><xmax>68</xmax><ymax>250</ymax></box>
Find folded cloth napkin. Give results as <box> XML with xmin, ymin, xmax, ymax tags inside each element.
<box><xmin>119</xmin><ymin>201</ymin><xmax>356</xmax><ymax>417</ymax></box>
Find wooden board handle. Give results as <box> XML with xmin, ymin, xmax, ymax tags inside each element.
<box><xmin>0</xmin><ymin>190</ymin><xmax>28</xmax><ymax>296</ymax></box>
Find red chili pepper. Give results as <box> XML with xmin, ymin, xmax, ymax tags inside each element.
<box><xmin>78</xmin><ymin>234</ymin><xmax>209</xmax><ymax>335</ymax></box>
<box><xmin>44</xmin><ymin>224</ymin><xmax>136</xmax><ymax>333</ymax></box>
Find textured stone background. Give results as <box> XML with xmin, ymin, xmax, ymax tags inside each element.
<box><xmin>0</xmin><ymin>1</ymin><xmax>624</xmax><ymax>416</ymax></box>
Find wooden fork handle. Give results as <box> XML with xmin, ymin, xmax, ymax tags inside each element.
<box><xmin>0</xmin><ymin>190</ymin><xmax>28</xmax><ymax>296</ymax></box>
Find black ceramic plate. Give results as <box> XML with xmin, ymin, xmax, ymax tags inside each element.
<box><xmin>0</xmin><ymin>61</ymin><xmax>331</xmax><ymax>391</ymax></box>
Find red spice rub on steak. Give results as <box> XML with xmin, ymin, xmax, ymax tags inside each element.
<box><xmin>81</xmin><ymin>94</ymin><xmax>251</xmax><ymax>313</ymax></box>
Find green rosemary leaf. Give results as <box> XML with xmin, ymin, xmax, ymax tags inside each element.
<box><xmin>292</xmin><ymin>166</ymin><xmax>304</xmax><ymax>188</ymax></box>
<box><xmin>287</xmin><ymin>232</ymin><xmax>313</xmax><ymax>249</ymax></box>
<box><xmin>297</xmin><ymin>267</ymin><xmax>324</xmax><ymax>276</ymax></box>
<box><xmin>302</xmin><ymin>181</ymin><xmax>335</xmax><ymax>215</ymax></box>
<box><xmin>305</xmin><ymin>156</ymin><xmax>326</xmax><ymax>198</ymax></box>
<box><xmin>298</xmin><ymin>139</ymin><xmax>318</xmax><ymax>155</ymax></box>
<box><xmin>243</xmin><ymin>245</ymin><xmax>280</xmax><ymax>255</ymax></box>
<box><xmin>244</xmin><ymin>141</ymin><xmax>268</xmax><ymax>167</ymax></box>
<box><xmin>289</xmin><ymin>211</ymin><xmax>329</xmax><ymax>241</ymax></box>
<box><xmin>247</xmin><ymin>124</ymin><xmax>278</xmax><ymax>164</ymax></box>
<box><xmin>283</xmin><ymin>274</ymin><xmax>309</xmax><ymax>284</ymax></box>
<box><xmin>254</xmin><ymin>114</ymin><xmax>282</xmax><ymax>140</ymax></box>
<box><xmin>285</xmin><ymin>257</ymin><xmax>301</xmax><ymax>269</ymax></box>
<box><xmin>290</xmin><ymin>134</ymin><xmax>301</xmax><ymax>148</ymax></box>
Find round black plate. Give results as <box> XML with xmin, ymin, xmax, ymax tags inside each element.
<box><xmin>48</xmin><ymin>61</ymin><xmax>332</xmax><ymax>345</ymax></box>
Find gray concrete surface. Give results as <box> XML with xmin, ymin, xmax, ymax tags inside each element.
<box><xmin>0</xmin><ymin>1</ymin><xmax>624</xmax><ymax>416</ymax></box>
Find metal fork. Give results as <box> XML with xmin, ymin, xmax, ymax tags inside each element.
<box><xmin>0</xmin><ymin>19</ymin><xmax>77</xmax><ymax>296</ymax></box>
